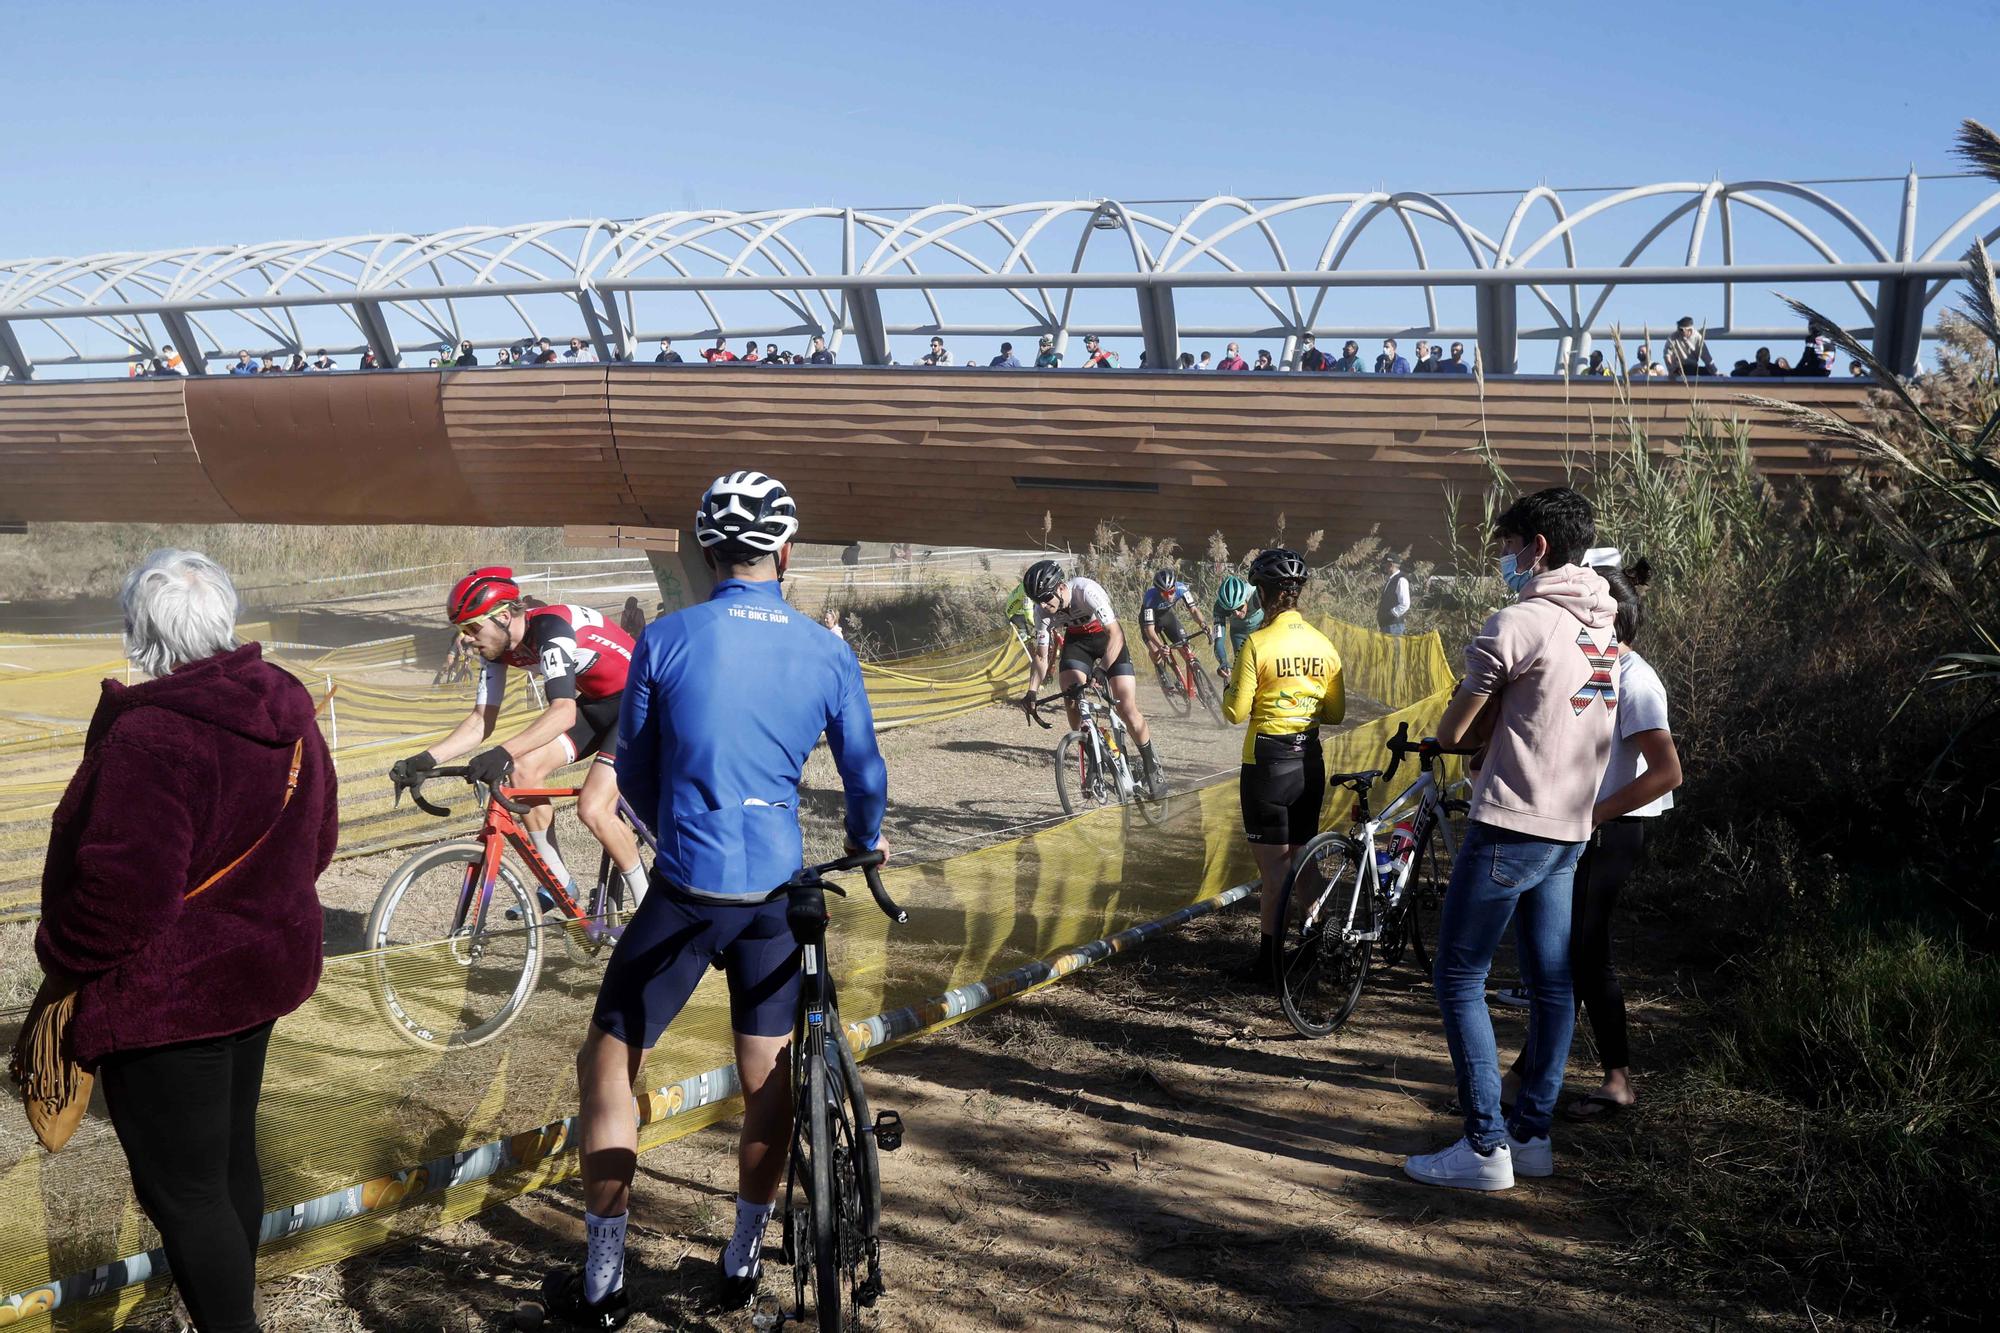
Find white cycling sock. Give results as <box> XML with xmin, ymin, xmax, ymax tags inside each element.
<box><xmin>620</xmin><ymin>863</ymin><xmax>649</xmax><ymax>910</ymax></box>
<box><xmin>529</xmin><ymin>828</ymin><xmax>572</xmax><ymax>889</ymax></box>
<box><xmin>583</xmin><ymin>1209</ymin><xmax>627</xmax><ymax>1304</ymax></box>
<box><xmin>722</xmin><ymin>1196</ymin><xmax>774</xmax><ymax>1279</ymax></box>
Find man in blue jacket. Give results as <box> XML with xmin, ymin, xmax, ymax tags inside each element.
<box><xmin>1375</xmin><ymin>338</ymin><xmax>1411</xmax><ymax>375</ymax></box>
<box><xmin>544</xmin><ymin>470</ymin><xmax>889</xmax><ymax>1329</ymax></box>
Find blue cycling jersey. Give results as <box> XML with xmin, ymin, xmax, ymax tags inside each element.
<box><xmin>1141</xmin><ymin>583</ymin><xmax>1194</xmax><ymax>624</ymax></box>
<box><xmin>617</xmin><ymin>578</ymin><xmax>887</xmax><ymax>902</ymax></box>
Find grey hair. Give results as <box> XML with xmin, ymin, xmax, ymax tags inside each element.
<box><xmin>121</xmin><ymin>549</ymin><xmax>240</xmax><ymax>678</ymax></box>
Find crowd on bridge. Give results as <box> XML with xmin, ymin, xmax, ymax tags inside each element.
<box><xmin>87</xmin><ymin>311</ymin><xmax>1867</xmax><ymax>384</ymax></box>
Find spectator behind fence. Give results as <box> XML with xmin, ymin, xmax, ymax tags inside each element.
<box><xmin>1796</xmin><ymin>335</ymin><xmax>1833</xmax><ymax>377</ymax></box>
<box><xmin>1412</xmin><ymin>340</ymin><xmax>1433</xmax><ymax>374</ymax></box>
<box><xmin>532</xmin><ymin>338</ymin><xmax>556</xmax><ymax>365</ymax></box>
<box><xmin>495</xmin><ymin>348</ymin><xmax>514</xmax><ymax>366</ymax></box>
<box><xmin>1376</xmin><ymin>339</ymin><xmax>1410</xmax><ymax>375</ymax></box>
<box><xmin>704</xmin><ymin>337</ymin><xmax>735</xmax><ymax>363</ymax></box>
<box><xmin>359</xmin><ymin>350</ymin><xmax>379</xmax><ymax>370</ymax></box>
<box><xmin>229</xmin><ymin>351</ymin><xmax>256</xmax><ymax>375</ymax></box>
<box><xmin>565</xmin><ymin>337</ymin><xmax>597</xmax><ymax>364</ymax></box>
<box><xmin>808</xmin><ymin>335</ymin><xmax>833</xmax><ymax>365</ymax></box>
<box><xmin>1197</xmin><ymin>350</ymin><xmax>1213</xmax><ymax>370</ymax></box>
<box><xmin>655</xmin><ymin>338</ymin><xmax>682</xmax><ymax>364</ymax></box>
<box><xmin>1630</xmin><ymin>345</ymin><xmax>1663</xmax><ymax>378</ymax></box>
<box><xmin>1177</xmin><ymin>352</ymin><xmax>1197</xmax><ymax>370</ymax></box>
<box><xmin>32</xmin><ymin>550</ymin><xmax>338</xmax><ymax>1333</ymax></box>
<box><xmin>259</xmin><ymin>356</ymin><xmax>281</xmax><ymax>374</ymax></box>
<box><xmin>762</xmin><ymin>343</ymin><xmax>783</xmax><ymax>365</ymax></box>
<box><xmin>921</xmin><ymin>336</ymin><xmax>952</xmax><ymax>367</ymax></box>
<box><xmin>1440</xmin><ymin>341</ymin><xmax>1471</xmax><ymax>374</ymax></box>
<box><xmin>1216</xmin><ymin>341</ymin><xmax>1249</xmax><ymax>371</ymax></box>
<box><xmin>1081</xmin><ymin>334</ymin><xmax>1116</xmax><ymax>370</ymax></box>
<box><xmin>1298</xmin><ymin>333</ymin><xmax>1330</xmax><ymax>371</ymax></box>
<box><xmin>1849</xmin><ymin>360</ymin><xmax>1869</xmax><ymax>378</ymax></box>
<box><xmin>454</xmin><ymin>340</ymin><xmax>478</xmax><ymax>368</ymax></box>
<box><xmin>619</xmin><ymin>596</ymin><xmax>647</xmax><ymax>642</ymax></box>
<box><xmin>1376</xmin><ymin>552</ymin><xmax>1411</xmax><ymax>635</ymax></box>
<box><xmin>1333</xmin><ymin>340</ymin><xmax>1365</xmax><ymax>373</ymax></box>
<box><xmin>1502</xmin><ymin>553</ymin><xmax>1681</xmax><ymax>1126</ymax></box>
<box><xmin>1253</xmin><ymin>349</ymin><xmax>1277</xmax><ymax>371</ymax></box>
<box><xmin>741</xmin><ymin>339</ymin><xmax>761</xmax><ymax>364</ymax></box>
<box><xmin>311</xmin><ymin>349</ymin><xmax>335</xmax><ymax>372</ymax></box>
<box><xmin>1664</xmin><ymin>317</ymin><xmax>1715</xmax><ymax>378</ymax></box>
<box><xmin>990</xmin><ymin>341</ymin><xmax>1020</xmax><ymax>368</ymax></box>
<box><xmin>1404</xmin><ymin>487</ymin><xmax>1618</xmax><ymax>1193</ymax></box>
<box><xmin>1584</xmin><ymin>350</ymin><xmax>1611</xmax><ymax>377</ymax></box>
<box><xmin>155</xmin><ymin>344</ymin><xmax>185</xmax><ymax>376</ymax></box>
<box><xmin>1034</xmin><ymin>334</ymin><xmax>1063</xmax><ymax>368</ymax></box>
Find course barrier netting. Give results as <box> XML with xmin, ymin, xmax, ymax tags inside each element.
<box><xmin>0</xmin><ymin>618</ymin><xmax>1456</xmax><ymax>1329</ymax></box>
<box><xmin>0</xmin><ymin>630</ymin><xmax>1031</xmax><ymax>917</ymax></box>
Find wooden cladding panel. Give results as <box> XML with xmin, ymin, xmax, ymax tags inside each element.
<box><xmin>0</xmin><ymin>370</ymin><xmax>1871</xmax><ymax>550</ymax></box>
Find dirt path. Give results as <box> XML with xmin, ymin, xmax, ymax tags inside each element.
<box><xmin>233</xmin><ymin>902</ymin><xmax>1745</xmax><ymax>1333</ymax></box>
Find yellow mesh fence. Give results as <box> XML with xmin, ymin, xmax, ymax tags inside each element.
<box><xmin>0</xmin><ymin>619</ymin><xmax>1457</xmax><ymax>1329</ymax></box>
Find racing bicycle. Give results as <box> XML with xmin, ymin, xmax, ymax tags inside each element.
<box><xmin>1028</xmin><ymin>682</ymin><xmax>1170</xmax><ymax>825</ymax></box>
<box><xmin>1273</xmin><ymin>722</ymin><xmax>1470</xmax><ymax>1037</ymax></box>
<box><xmin>757</xmin><ymin>850</ymin><xmax>909</xmax><ymax>1332</ymax></box>
<box><xmin>367</xmin><ymin>766</ymin><xmax>656</xmax><ymax>1049</ymax></box>
<box><xmin>1150</xmin><ymin>633</ymin><xmax>1226</xmax><ymax>727</ymax></box>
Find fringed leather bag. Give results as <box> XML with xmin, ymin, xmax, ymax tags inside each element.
<box><xmin>9</xmin><ymin>737</ymin><xmax>304</xmax><ymax>1152</ymax></box>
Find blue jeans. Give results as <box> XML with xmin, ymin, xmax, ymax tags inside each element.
<box><xmin>1433</xmin><ymin>821</ymin><xmax>1584</xmax><ymax>1150</ymax></box>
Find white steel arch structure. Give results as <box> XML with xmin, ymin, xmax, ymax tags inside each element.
<box><xmin>0</xmin><ymin>173</ymin><xmax>1989</xmax><ymax>381</ymax></box>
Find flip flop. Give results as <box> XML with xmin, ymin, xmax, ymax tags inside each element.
<box><xmin>1562</xmin><ymin>1092</ymin><xmax>1632</xmax><ymax>1123</ymax></box>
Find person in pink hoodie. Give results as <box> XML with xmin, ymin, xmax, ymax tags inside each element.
<box><xmin>1403</xmin><ymin>487</ymin><xmax>1620</xmax><ymax>1193</ymax></box>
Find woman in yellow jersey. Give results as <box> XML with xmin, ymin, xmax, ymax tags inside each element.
<box><xmin>1222</xmin><ymin>548</ymin><xmax>1346</xmax><ymax>982</ymax></box>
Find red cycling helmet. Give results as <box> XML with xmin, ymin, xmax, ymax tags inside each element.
<box><xmin>446</xmin><ymin>566</ymin><xmax>521</xmax><ymax>623</ymax></box>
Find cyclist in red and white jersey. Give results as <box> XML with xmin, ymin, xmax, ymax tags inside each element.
<box><xmin>390</xmin><ymin>568</ymin><xmax>648</xmax><ymax>910</ymax></box>
<box><xmin>1016</xmin><ymin>559</ymin><xmax>1167</xmax><ymax>796</ymax></box>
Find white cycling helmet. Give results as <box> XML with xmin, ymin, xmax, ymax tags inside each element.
<box><xmin>695</xmin><ymin>470</ymin><xmax>800</xmax><ymax>555</ymax></box>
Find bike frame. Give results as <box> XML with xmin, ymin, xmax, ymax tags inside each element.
<box><xmin>449</xmin><ymin>782</ymin><xmax>659</xmax><ymax>951</ymax></box>
<box><xmin>1072</xmin><ymin>689</ymin><xmax>1135</xmax><ymax>802</ymax></box>
<box><xmin>1308</xmin><ymin>767</ymin><xmax>1458</xmax><ymax>942</ymax></box>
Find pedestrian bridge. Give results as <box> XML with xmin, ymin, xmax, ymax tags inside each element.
<box><xmin>0</xmin><ymin>367</ymin><xmax>1866</xmax><ymax>554</ymax></box>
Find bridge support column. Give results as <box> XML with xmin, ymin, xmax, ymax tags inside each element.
<box><xmin>1871</xmin><ymin>278</ymin><xmax>1925</xmax><ymax>378</ymax></box>
<box><xmin>352</xmin><ymin>300</ymin><xmax>402</xmax><ymax>369</ymax></box>
<box><xmin>1475</xmin><ymin>280</ymin><xmax>1518</xmax><ymax>376</ymax></box>
<box><xmin>0</xmin><ymin>320</ymin><xmax>34</xmax><ymax>381</ymax></box>
<box><xmin>646</xmin><ymin>530</ymin><xmax>715</xmax><ymax>616</ymax></box>
<box><xmin>159</xmin><ymin>312</ymin><xmax>208</xmax><ymax>375</ymax></box>
<box><xmin>1136</xmin><ymin>284</ymin><xmax>1178</xmax><ymax>370</ymax></box>
<box><xmin>847</xmin><ymin>287</ymin><xmax>890</xmax><ymax>366</ymax></box>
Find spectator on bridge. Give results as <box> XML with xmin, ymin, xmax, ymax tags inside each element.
<box><xmin>455</xmin><ymin>340</ymin><xmax>479</xmax><ymax>368</ymax></box>
<box><xmin>1178</xmin><ymin>352</ymin><xmax>1197</xmax><ymax>370</ymax></box>
<box><xmin>762</xmin><ymin>343</ymin><xmax>783</xmax><ymax>365</ymax></box>
<box><xmin>1216</xmin><ymin>341</ymin><xmax>1249</xmax><ymax>371</ymax></box>
<box><xmin>33</xmin><ymin>549</ymin><xmax>338</xmax><ymax>1333</ymax></box>
<box><xmin>1034</xmin><ymin>335</ymin><xmax>1062</xmax><ymax>368</ymax></box>
<box><xmin>153</xmin><ymin>344</ymin><xmax>185</xmax><ymax>376</ymax></box>
<box><xmin>1298</xmin><ymin>333</ymin><xmax>1331</xmax><ymax>371</ymax></box>
<box><xmin>1849</xmin><ymin>360</ymin><xmax>1869</xmax><ymax>378</ymax></box>
<box><xmin>703</xmin><ymin>337</ymin><xmax>735</xmax><ymax>363</ymax></box>
<box><xmin>564</xmin><ymin>337</ymin><xmax>597</xmax><ymax>364</ymax></box>
<box><xmin>532</xmin><ymin>338</ymin><xmax>557</xmax><ymax>364</ymax></box>
<box><xmin>311</xmin><ymin>349</ymin><xmax>336</xmax><ymax>372</ymax></box>
<box><xmin>1422</xmin><ymin>344</ymin><xmax>1445</xmax><ymax>373</ymax></box>
<box><xmin>1333</xmin><ymin>340</ymin><xmax>1366</xmax><ymax>372</ymax></box>
<box><xmin>1412</xmin><ymin>340</ymin><xmax>1433</xmax><ymax>373</ymax></box>
<box><xmin>1439</xmin><ymin>342</ymin><xmax>1472</xmax><ymax>374</ymax></box>
<box><xmin>1375</xmin><ymin>339</ymin><xmax>1410</xmax><ymax>375</ymax></box>
<box><xmin>740</xmin><ymin>339</ymin><xmax>761</xmax><ymax>363</ymax></box>
<box><xmin>1253</xmin><ymin>348</ymin><xmax>1277</xmax><ymax>371</ymax></box>
<box><xmin>1629</xmin><ymin>345</ymin><xmax>1663</xmax><ymax>378</ymax></box>
<box><xmin>1197</xmin><ymin>350</ymin><xmax>1213</xmax><ymax>370</ymax></box>
<box><xmin>808</xmin><ymin>335</ymin><xmax>834</xmax><ymax>365</ymax></box>
<box><xmin>1775</xmin><ymin>356</ymin><xmax>1792</xmax><ymax>372</ymax></box>
<box><xmin>283</xmin><ymin>353</ymin><xmax>306</xmax><ymax>373</ymax></box>
<box><xmin>921</xmin><ymin>336</ymin><xmax>953</xmax><ymax>366</ymax></box>
<box><xmin>655</xmin><ymin>338</ymin><xmax>682</xmax><ymax>364</ymax></box>
<box><xmin>1584</xmin><ymin>350</ymin><xmax>1612</xmax><ymax>377</ymax></box>
<box><xmin>229</xmin><ymin>350</ymin><xmax>257</xmax><ymax>375</ymax></box>
<box><xmin>259</xmin><ymin>356</ymin><xmax>281</xmax><ymax>374</ymax></box>
<box><xmin>359</xmin><ymin>350</ymin><xmax>380</xmax><ymax>370</ymax></box>
<box><xmin>1796</xmin><ymin>335</ymin><xmax>1833</xmax><ymax>378</ymax></box>
<box><xmin>989</xmin><ymin>341</ymin><xmax>1020</xmax><ymax>368</ymax></box>
<box><xmin>1664</xmin><ymin>317</ymin><xmax>1715</xmax><ymax>378</ymax></box>
<box><xmin>1081</xmin><ymin>334</ymin><xmax>1117</xmax><ymax>370</ymax></box>
<box><xmin>495</xmin><ymin>348</ymin><xmax>515</xmax><ymax>366</ymax></box>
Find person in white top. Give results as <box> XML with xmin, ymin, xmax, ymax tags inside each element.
<box><xmin>1503</xmin><ymin>551</ymin><xmax>1681</xmax><ymax>1121</ymax></box>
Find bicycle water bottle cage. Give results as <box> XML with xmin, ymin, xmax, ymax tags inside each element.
<box><xmin>785</xmin><ymin>884</ymin><xmax>833</xmax><ymax>942</ymax></box>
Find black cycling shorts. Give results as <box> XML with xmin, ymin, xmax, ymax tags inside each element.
<box><xmin>1059</xmin><ymin>628</ymin><xmax>1137</xmax><ymax>679</ymax></box>
<box><xmin>592</xmin><ymin>882</ymin><xmax>801</xmax><ymax>1043</ymax></box>
<box><xmin>1150</xmin><ymin>610</ymin><xmax>1188</xmax><ymax>646</ymax></box>
<box><xmin>1240</xmin><ymin>730</ymin><xmax>1326</xmax><ymax>845</ymax></box>
<box><xmin>557</xmin><ymin>692</ymin><xmax>621</xmax><ymax>767</ymax></box>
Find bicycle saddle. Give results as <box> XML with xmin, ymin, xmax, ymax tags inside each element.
<box><xmin>1328</xmin><ymin>769</ymin><xmax>1383</xmax><ymax>788</ymax></box>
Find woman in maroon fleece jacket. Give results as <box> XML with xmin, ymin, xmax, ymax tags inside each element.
<box><xmin>36</xmin><ymin>550</ymin><xmax>338</xmax><ymax>1333</ymax></box>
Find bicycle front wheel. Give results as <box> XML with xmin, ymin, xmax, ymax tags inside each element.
<box><xmin>1190</xmin><ymin>660</ymin><xmax>1228</xmax><ymax>728</ymax></box>
<box><xmin>1404</xmin><ymin>807</ymin><xmax>1462</xmax><ymax>979</ymax></box>
<box><xmin>1054</xmin><ymin>730</ymin><xmax>1113</xmax><ymax>816</ymax></box>
<box><xmin>1155</xmin><ymin>659</ymin><xmax>1192</xmax><ymax>716</ymax></box>
<box><xmin>808</xmin><ymin>1044</ymin><xmax>844</xmax><ymax>1332</ymax></box>
<box><xmin>366</xmin><ymin>841</ymin><xmax>543</xmax><ymax>1049</ymax></box>
<box><xmin>1274</xmin><ymin>834</ymin><xmax>1372</xmax><ymax>1038</ymax></box>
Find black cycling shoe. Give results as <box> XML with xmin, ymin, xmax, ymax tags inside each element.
<box><xmin>717</xmin><ymin>1258</ymin><xmax>763</xmax><ymax>1309</ymax></box>
<box><xmin>531</xmin><ymin>1268</ymin><xmax>629</xmax><ymax>1331</ymax></box>
<box><xmin>1228</xmin><ymin>944</ymin><xmax>1277</xmax><ymax>988</ymax></box>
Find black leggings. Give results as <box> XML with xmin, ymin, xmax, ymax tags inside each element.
<box><xmin>1509</xmin><ymin>820</ymin><xmax>1648</xmax><ymax>1076</ymax></box>
<box><xmin>97</xmin><ymin>1022</ymin><xmax>273</xmax><ymax>1333</ymax></box>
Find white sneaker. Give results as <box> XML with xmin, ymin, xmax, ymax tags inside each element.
<box><xmin>1507</xmin><ymin>1130</ymin><xmax>1553</xmax><ymax>1178</ymax></box>
<box><xmin>1490</xmin><ymin>985</ymin><xmax>1532</xmax><ymax>1008</ymax></box>
<box><xmin>1403</xmin><ymin>1136</ymin><xmax>1513</xmax><ymax>1191</ymax></box>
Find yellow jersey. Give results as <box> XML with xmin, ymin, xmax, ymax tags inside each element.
<box><xmin>1222</xmin><ymin>609</ymin><xmax>1346</xmax><ymax>762</ymax></box>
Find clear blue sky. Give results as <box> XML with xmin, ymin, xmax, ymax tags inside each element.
<box><xmin>4</xmin><ymin>1</ymin><xmax>1995</xmax><ymax>368</ymax></box>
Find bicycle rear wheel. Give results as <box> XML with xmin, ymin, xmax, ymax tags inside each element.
<box><xmin>1190</xmin><ymin>659</ymin><xmax>1228</xmax><ymax>727</ymax></box>
<box><xmin>365</xmin><ymin>842</ymin><xmax>543</xmax><ymax>1049</ymax></box>
<box><xmin>1274</xmin><ymin>834</ymin><xmax>1372</xmax><ymax>1038</ymax></box>
<box><xmin>807</xmin><ymin>1043</ymin><xmax>846</xmax><ymax>1332</ymax></box>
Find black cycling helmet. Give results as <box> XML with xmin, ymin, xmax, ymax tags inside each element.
<box><xmin>1248</xmin><ymin>547</ymin><xmax>1309</xmax><ymax>591</ymax></box>
<box><xmin>1152</xmin><ymin>567</ymin><xmax>1179</xmax><ymax>592</ymax></box>
<box><xmin>1022</xmin><ymin>559</ymin><xmax>1064</xmax><ymax>601</ymax></box>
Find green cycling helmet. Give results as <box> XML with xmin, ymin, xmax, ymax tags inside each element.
<box><xmin>1214</xmin><ymin>574</ymin><xmax>1251</xmax><ymax>611</ymax></box>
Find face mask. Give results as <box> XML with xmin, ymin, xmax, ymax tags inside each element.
<box><xmin>1498</xmin><ymin>550</ymin><xmax>1535</xmax><ymax>593</ymax></box>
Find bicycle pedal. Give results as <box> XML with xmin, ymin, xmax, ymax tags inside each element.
<box><xmin>872</xmin><ymin>1110</ymin><xmax>904</xmax><ymax>1152</ymax></box>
